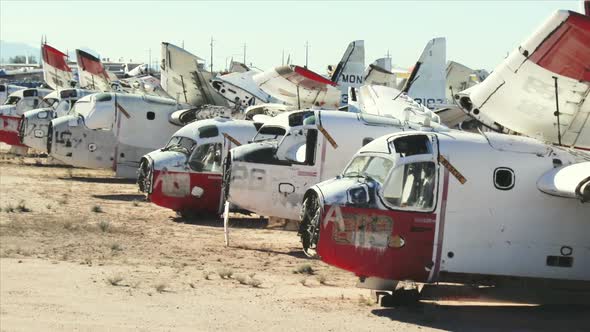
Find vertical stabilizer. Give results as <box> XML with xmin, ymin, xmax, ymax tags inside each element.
<box><xmin>329</xmin><ymin>40</ymin><xmax>366</xmax><ymax>105</ymax></box>
<box><xmin>403</xmin><ymin>37</ymin><xmax>447</xmax><ymax>109</ymax></box>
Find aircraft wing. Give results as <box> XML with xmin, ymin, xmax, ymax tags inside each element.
<box><xmin>254</xmin><ymin>65</ymin><xmax>341</xmax><ymax>109</ymax></box>
<box><xmin>41</xmin><ymin>44</ymin><xmax>74</xmax><ymax>90</ymax></box>
<box><xmin>537</xmin><ymin>162</ymin><xmax>590</xmax><ymax>202</ymax></box>
<box><xmin>160</xmin><ymin>42</ymin><xmax>226</xmax><ymax>107</ymax></box>
<box><xmin>76</xmin><ymin>49</ymin><xmax>112</xmax><ymax>91</ymax></box>
<box><xmin>355</xmin><ymin>85</ymin><xmax>445</xmax><ymax>129</ymax></box>
<box><xmin>455</xmin><ymin>10</ymin><xmax>590</xmax><ymax>150</ymax></box>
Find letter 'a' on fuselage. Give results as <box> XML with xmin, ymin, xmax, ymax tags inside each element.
<box><xmin>139</xmin><ymin>117</ymin><xmax>259</xmax><ymax>216</ymax></box>
<box><xmin>455</xmin><ymin>10</ymin><xmax>590</xmax><ymax>150</ymax></box>
<box><xmin>225</xmin><ymin>108</ymin><xmax>448</xmax><ymax>221</ymax></box>
<box><xmin>309</xmin><ymin>130</ymin><xmax>590</xmax><ymax>289</ymax></box>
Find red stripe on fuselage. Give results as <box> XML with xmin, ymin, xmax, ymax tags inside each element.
<box><xmin>0</xmin><ymin>115</ymin><xmax>26</xmax><ymax>147</ymax></box>
<box><xmin>529</xmin><ymin>12</ymin><xmax>590</xmax><ymax>82</ymax></box>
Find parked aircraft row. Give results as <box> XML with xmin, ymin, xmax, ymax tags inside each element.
<box><xmin>1</xmin><ymin>6</ymin><xmax>588</xmax><ymax>305</ymax></box>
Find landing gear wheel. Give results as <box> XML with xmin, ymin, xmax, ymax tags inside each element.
<box><xmin>380</xmin><ymin>289</ymin><xmax>420</xmax><ymax>307</ymax></box>
<box><xmin>299</xmin><ymin>194</ymin><xmax>321</xmax><ymax>258</ymax></box>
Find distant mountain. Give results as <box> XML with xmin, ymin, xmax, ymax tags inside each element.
<box><xmin>0</xmin><ymin>40</ymin><xmax>103</xmax><ymax>64</ymax></box>
<box><xmin>0</xmin><ymin>40</ymin><xmax>40</xmax><ymax>63</ymax></box>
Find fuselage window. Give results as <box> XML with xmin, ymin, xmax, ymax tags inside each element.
<box><xmin>494</xmin><ymin>167</ymin><xmax>515</xmax><ymax>190</ymax></box>
<box><xmin>392</xmin><ymin>135</ymin><xmax>432</xmax><ymax>157</ymax></box>
<box><xmin>383</xmin><ymin>161</ymin><xmax>436</xmax><ymax>211</ymax></box>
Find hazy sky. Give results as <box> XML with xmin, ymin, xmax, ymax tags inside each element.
<box><xmin>0</xmin><ymin>0</ymin><xmax>583</xmax><ymax>73</ymax></box>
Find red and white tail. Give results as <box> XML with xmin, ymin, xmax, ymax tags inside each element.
<box><xmin>76</xmin><ymin>49</ymin><xmax>112</xmax><ymax>91</ymax></box>
<box><xmin>41</xmin><ymin>44</ymin><xmax>73</xmax><ymax>90</ymax></box>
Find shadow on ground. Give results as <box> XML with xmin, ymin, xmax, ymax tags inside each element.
<box><xmin>371</xmin><ymin>303</ymin><xmax>590</xmax><ymax>331</ymax></box>
<box><xmin>59</xmin><ymin>176</ymin><xmax>136</xmax><ymax>184</ymax></box>
<box><xmin>92</xmin><ymin>194</ymin><xmax>146</xmax><ymax>201</ymax></box>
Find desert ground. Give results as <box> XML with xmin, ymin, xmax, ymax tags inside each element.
<box><xmin>0</xmin><ymin>150</ymin><xmax>588</xmax><ymax>331</ymax></box>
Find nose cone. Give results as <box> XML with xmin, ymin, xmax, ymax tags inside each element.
<box><xmin>20</xmin><ymin>108</ymin><xmax>54</xmax><ymax>152</ymax></box>
<box><xmin>138</xmin><ymin>150</ymin><xmax>188</xmax><ymax>194</ymax></box>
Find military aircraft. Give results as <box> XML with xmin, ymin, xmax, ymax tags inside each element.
<box><xmin>298</xmin><ymin>129</ymin><xmax>589</xmax><ymax>303</ymax></box>
<box><xmin>0</xmin><ymin>88</ymin><xmax>53</xmax><ymax>149</ymax></box>
<box><xmin>210</xmin><ymin>40</ymin><xmax>366</xmax><ymax>111</ymax></box>
<box><xmin>138</xmin><ymin>117</ymin><xmax>260</xmax><ymax>217</ymax></box>
<box><xmin>45</xmin><ymin>92</ymin><xmax>198</xmax><ymax>178</ymax></box>
<box><xmin>224</xmin><ymin>99</ymin><xmax>446</xmax><ymax>221</ymax></box>
<box><xmin>0</xmin><ymin>84</ymin><xmax>25</xmax><ymax>105</ymax></box>
<box><xmin>19</xmin><ymin>88</ymin><xmax>95</xmax><ymax>152</ymax></box>
<box><xmin>455</xmin><ymin>10</ymin><xmax>590</xmax><ymax>150</ymax></box>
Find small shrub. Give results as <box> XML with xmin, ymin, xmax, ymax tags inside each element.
<box><xmin>4</xmin><ymin>205</ymin><xmax>14</xmax><ymax>213</ymax></box>
<box><xmin>107</xmin><ymin>275</ymin><xmax>123</xmax><ymax>286</ymax></box>
<box><xmin>217</xmin><ymin>268</ymin><xmax>233</xmax><ymax>279</ymax></box>
<box><xmin>155</xmin><ymin>282</ymin><xmax>168</xmax><ymax>293</ymax></box>
<box><xmin>235</xmin><ymin>274</ymin><xmax>248</xmax><ymax>285</ymax></box>
<box><xmin>91</xmin><ymin>205</ymin><xmax>103</xmax><ymax>213</ymax></box>
<box><xmin>299</xmin><ymin>278</ymin><xmax>307</xmax><ymax>286</ymax></box>
<box><xmin>247</xmin><ymin>278</ymin><xmax>262</xmax><ymax>288</ymax></box>
<box><xmin>316</xmin><ymin>274</ymin><xmax>328</xmax><ymax>285</ymax></box>
<box><xmin>202</xmin><ymin>271</ymin><xmax>213</xmax><ymax>280</ymax></box>
<box><xmin>293</xmin><ymin>264</ymin><xmax>314</xmax><ymax>275</ymax></box>
<box><xmin>358</xmin><ymin>294</ymin><xmax>375</xmax><ymax>306</ymax></box>
<box><xmin>132</xmin><ymin>200</ymin><xmax>140</xmax><ymax>207</ymax></box>
<box><xmin>16</xmin><ymin>200</ymin><xmax>31</xmax><ymax>213</ymax></box>
<box><xmin>98</xmin><ymin>220</ymin><xmax>110</xmax><ymax>233</ymax></box>
<box><xmin>110</xmin><ymin>243</ymin><xmax>123</xmax><ymax>252</ymax></box>
<box><xmin>46</xmin><ymin>204</ymin><xmax>52</xmax><ymax>210</ymax></box>
<box><xmin>63</xmin><ymin>221</ymin><xmax>74</xmax><ymax>230</ymax></box>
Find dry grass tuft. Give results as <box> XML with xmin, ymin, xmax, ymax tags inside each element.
<box><xmin>316</xmin><ymin>274</ymin><xmax>328</xmax><ymax>285</ymax></box>
<box><xmin>293</xmin><ymin>264</ymin><xmax>314</xmax><ymax>275</ymax></box>
<box><xmin>217</xmin><ymin>268</ymin><xmax>233</xmax><ymax>279</ymax></box>
<box><xmin>110</xmin><ymin>243</ymin><xmax>123</xmax><ymax>252</ymax></box>
<box><xmin>98</xmin><ymin>220</ymin><xmax>111</xmax><ymax>233</ymax></box>
<box><xmin>91</xmin><ymin>205</ymin><xmax>103</xmax><ymax>213</ymax></box>
<box><xmin>107</xmin><ymin>275</ymin><xmax>124</xmax><ymax>286</ymax></box>
<box><xmin>155</xmin><ymin>282</ymin><xmax>168</xmax><ymax>293</ymax></box>
<box><xmin>358</xmin><ymin>294</ymin><xmax>376</xmax><ymax>306</ymax></box>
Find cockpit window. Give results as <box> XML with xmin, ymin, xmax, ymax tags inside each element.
<box><xmin>392</xmin><ymin>135</ymin><xmax>432</xmax><ymax>157</ymax></box>
<box><xmin>54</xmin><ymin>100</ymin><xmax>71</xmax><ymax>116</ymax></box>
<box><xmin>164</xmin><ymin>136</ymin><xmax>196</xmax><ymax>154</ymax></box>
<box><xmin>253</xmin><ymin>126</ymin><xmax>286</xmax><ymax>141</ymax></box>
<box><xmin>343</xmin><ymin>156</ymin><xmax>394</xmax><ymax>184</ymax></box>
<box><xmin>188</xmin><ymin>143</ymin><xmax>222</xmax><ymax>173</ymax></box>
<box><xmin>4</xmin><ymin>96</ymin><xmax>20</xmax><ymax>105</ymax></box>
<box><xmin>383</xmin><ymin>161</ymin><xmax>436</xmax><ymax>211</ymax></box>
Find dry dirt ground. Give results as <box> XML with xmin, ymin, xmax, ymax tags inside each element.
<box><xmin>0</xmin><ymin>152</ymin><xmax>588</xmax><ymax>331</ymax></box>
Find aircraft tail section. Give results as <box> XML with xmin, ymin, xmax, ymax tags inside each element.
<box><xmin>160</xmin><ymin>42</ymin><xmax>226</xmax><ymax>107</ymax></box>
<box><xmin>41</xmin><ymin>44</ymin><xmax>74</xmax><ymax>90</ymax></box>
<box><xmin>403</xmin><ymin>37</ymin><xmax>447</xmax><ymax>109</ymax></box>
<box><xmin>329</xmin><ymin>40</ymin><xmax>365</xmax><ymax>105</ymax></box>
<box><xmin>76</xmin><ymin>49</ymin><xmax>112</xmax><ymax>91</ymax></box>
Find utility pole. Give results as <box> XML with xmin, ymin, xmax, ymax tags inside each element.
<box><xmin>210</xmin><ymin>36</ymin><xmax>214</xmax><ymax>73</ymax></box>
<box><xmin>242</xmin><ymin>43</ymin><xmax>247</xmax><ymax>64</ymax></box>
<box><xmin>148</xmin><ymin>48</ymin><xmax>151</xmax><ymax>75</ymax></box>
<box><xmin>304</xmin><ymin>41</ymin><xmax>310</xmax><ymax>68</ymax></box>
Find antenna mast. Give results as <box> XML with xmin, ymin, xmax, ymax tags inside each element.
<box><xmin>304</xmin><ymin>41</ymin><xmax>310</xmax><ymax>68</ymax></box>
<box><xmin>210</xmin><ymin>37</ymin><xmax>214</xmax><ymax>73</ymax></box>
